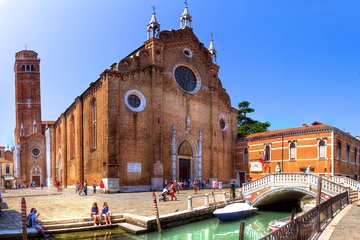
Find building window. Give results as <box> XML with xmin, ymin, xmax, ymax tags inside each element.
<box><xmin>346</xmin><ymin>144</ymin><xmax>351</xmax><ymax>162</ymax></box>
<box><xmin>70</xmin><ymin>115</ymin><xmax>75</xmax><ymax>159</ymax></box>
<box><xmin>244</xmin><ymin>148</ymin><xmax>249</xmax><ymax>163</ymax></box>
<box><xmin>265</xmin><ymin>145</ymin><xmax>271</xmax><ymax>162</ymax></box>
<box><xmin>289</xmin><ymin>142</ymin><xmax>296</xmax><ymax>160</ymax></box>
<box><xmin>26</xmin><ymin>65</ymin><xmax>30</xmax><ymax>71</ymax></box>
<box><xmin>31</xmin><ymin>65</ymin><xmax>34</xmax><ymax>71</ymax></box>
<box><xmin>57</xmin><ymin>127</ymin><xmax>62</xmax><ymax>147</ymax></box>
<box><xmin>319</xmin><ymin>140</ymin><xmax>326</xmax><ymax>159</ymax></box>
<box><xmin>89</xmin><ymin>99</ymin><xmax>97</xmax><ymax>150</ymax></box>
<box><xmin>21</xmin><ymin>65</ymin><xmax>25</xmax><ymax>71</ymax></box>
<box><xmin>355</xmin><ymin>148</ymin><xmax>358</xmax><ymax>164</ymax></box>
<box><xmin>5</xmin><ymin>164</ymin><xmax>10</xmax><ymax>174</ymax></box>
<box><xmin>124</xmin><ymin>89</ymin><xmax>147</xmax><ymax>112</ymax></box>
<box><xmin>337</xmin><ymin>141</ymin><xmax>342</xmax><ymax>160</ymax></box>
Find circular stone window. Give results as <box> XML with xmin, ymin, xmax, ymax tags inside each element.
<box><xmin>124</xmin><ymin>89</ymin><xmax>146</xmax><ymax>112</ymax></box>
<box><xmin>218</xmin><ymin>114</ymin><xmax>229</xmax><ymax>131</ymax></box>
<box><xmin>173</xmin><ymin>65</ymin><xmax>201</xmax><ymax>94</ymax></box>
<box><xmin>31</xmin><ymin>148</ymin><xmax>41</xmax><ymax>158</ymax></box>
<box><xmin>219</xmin><ymin>119</ymin><xmax>226</xmax><ymax>130</ymax></box>
<box><xmin>183</xmin><ymin>48</ymin><xmax>193</xmax><ymax>58</ymax></box>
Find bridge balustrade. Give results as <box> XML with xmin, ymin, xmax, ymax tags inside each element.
<box><xmin>331</xmin><ymin>176</ymin><xmax>359</xmax><ymax>190</ymax></box>
<box><xmin>243</xmin><ymin>173</ymin><xmax>347</xmax><ymax>197</ymax></box>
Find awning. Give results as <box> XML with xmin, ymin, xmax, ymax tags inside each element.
<box><xmin>2</xmin><ymin>176</ymin><xmax>14</xmax><ymax>181</ymax></box>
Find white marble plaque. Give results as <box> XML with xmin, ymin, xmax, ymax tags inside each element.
<box><xmin>250</xmin><ymin>161</ymin><xmax>263</xmax><ymax>172</ymax></box>
<box><xmin>127</xmin><ymin>162</ymin><xmax>142</xmax><ymax>173</ymax></box>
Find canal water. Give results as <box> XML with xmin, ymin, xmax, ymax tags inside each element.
<box><xmin>50</xmin><ymin>211</ymin><xmax>290</xmax><ymax>240</ymax></box>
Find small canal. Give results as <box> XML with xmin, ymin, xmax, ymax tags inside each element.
<box><xmin>50</xmin><ymin>210</ymin><xmax>291</xmax><ymax>240</ymax></box>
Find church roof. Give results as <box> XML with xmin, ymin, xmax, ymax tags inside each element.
<box><xmin>244</xmin><ymin>121</ymin><xmax>360</xmax><ymax>143</ymax></box>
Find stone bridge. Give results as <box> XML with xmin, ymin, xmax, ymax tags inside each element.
<box><xmin>242</xmin><ymin>173</ymin><xmax>350</xmax><ymax>207</ymax></box>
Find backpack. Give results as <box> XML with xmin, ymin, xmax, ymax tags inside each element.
<box><xmin>26</xmin><ymin>213</ymin><xmax>33</xmax><ymax>227</ymax></box>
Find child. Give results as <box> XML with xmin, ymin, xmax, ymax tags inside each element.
<box><xmin>170</xmin><ymin>187</ymin><xmax>177</xmax><ymax>201</ymax></box>
<box><xmin>101</xmin><ymin>202</ymin><xmax>112</xmax><ymax>225</ymax></box>
<box><xmin>91</xmin><ymin>202</ymin><xmax>100</xmax><ymax>226</ymax></box>
<box><xmin>100</xmin><ymin>180</ymin><xmax>105</xmax><ymax>194</ymax></box>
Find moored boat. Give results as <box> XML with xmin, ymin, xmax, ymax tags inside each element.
<box><xmin>213</xmin><ymin>203</ymin><xmax>258</xmax><ymax>221</ymax></box>
<box><xmin>268</xmin><ymin>216</ymin><xmax>290</xmax><ymax>231</ymax></box>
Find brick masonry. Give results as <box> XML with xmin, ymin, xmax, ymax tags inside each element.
<box><xmin>236</xmin><ymin>122</ymin><xmax>360</xmax><ymax>183</ymax></box>
<box><xmin>50</xmin><ymin>27</ymin><xmax>237</xmax><ymax>191</ymax></box>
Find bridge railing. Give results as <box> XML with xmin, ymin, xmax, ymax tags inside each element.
<box><xmin>243</xmin><ymin>173</ymin><xmax>348</xmax><ymax>196</ymax></box>
<box><xmin>259</xmin><ymin>191</ymin><xmax>349</xmax><ymax>240</ymax></box>
<box><xmin>331</xmin><ymin>176</ymin><xmax>359</xmax><ymax>190</ymax></box>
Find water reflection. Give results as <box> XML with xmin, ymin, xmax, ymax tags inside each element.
<box><xmin>51</xmin><ymin>211</ymin><xmax>290</xmax><ymax>240</ymax></box>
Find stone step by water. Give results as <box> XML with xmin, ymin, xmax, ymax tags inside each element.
<box><xmin>45</xmin><ymin>223</ymin><xmax>119</xmax><ymax>234</ymax></box>
<box><xmin>43</xmin><ymin>217</ymin><xmax>125</xmax><ymax>230</ymax></box>
<box><xmin>117</xmin><ymin>222</ymin><xmax>148</xmax><ymax>234</ymax></box>
<box><xmin>42</xmin><ymin>214</ymin><xmax>123</xmax><ymax>226</ymax></box>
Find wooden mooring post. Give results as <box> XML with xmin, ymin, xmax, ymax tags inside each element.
<box><xmin>21</xmin><ymin>197</ymin><xmax>27</xmax><ymax>240</ymax></box>
<box><xmin>239</xmin><ymin>220</ymin><xmax>245</xmax><ymax>240</ymax></box>
<box><xmin>152</xmin><ymin>192</ymin><xmax>162</xmax><ymax>233</ymax></box>
<box><xmin>212</xmin><ymin>191</ymin><xmax>217</xmax><ymax>208</ymax></box>
<box><xmin>316</xmin><ymin>177</ymin><xmax>322</xmax><ymax>232</ymax></box>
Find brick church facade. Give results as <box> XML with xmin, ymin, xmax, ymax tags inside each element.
<box><xmin>48</xmin><ymin>6</ymin><xmax>237</xmax><ymax>191</ymax></box>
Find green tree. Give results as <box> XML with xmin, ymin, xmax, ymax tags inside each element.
<box><xmin>237</xmin><ymin>101</ymin><xmax>270</xmax><ymax>137</ymax></box>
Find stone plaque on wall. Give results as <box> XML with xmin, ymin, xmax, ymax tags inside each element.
<box><xmin>127</xmin><ymin>162</ymin><xmax>142</xmax><ymax>173</ymax></box>
<box><xmin>153</xmin><ymin>161</ymin><xmax>163</xmax><ymax>178</ymax></box>
<box><xmin>250</xmin><ymin>161</ymin><xmax>263</xmax><ymax>172</ymax></box>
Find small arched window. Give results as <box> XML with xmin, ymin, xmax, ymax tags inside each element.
<box><xmin>5</xmin><ymin>164</ymin><xmax>10</xmax><ymax>174</ymax></box>
<box><xmin>265</xmin><ymin>145</ymin><xmax>271</xmax><ymax>162</ymax></box>
<box><xmin>31</xmin><ymin>65</ymin><xmax>34</xmax><ymax>71</ymax></box>
<box><xmin>346</xmin><ymin>144</ymin><xmax>351</xmax><ymax>162</ymax></box>
<box><xmin>337</xmin><ymin>141</ymin><xmax>342</xmax><ymax>160</ymax></box>
<box><xmin>319</xmin><ymin>140</ymin><xmax>326</xmax><ymax>158</ymax></box>
<box><xmin>26</xmin><ymin>65</ymin><xmax>30</xmax><ymax>72</ymax></box>
<box><xmin>289</xmin><ymin>142</ymin><xmax>296</xmax><ymax>160</ymax></box>
<box><xmin>244</xmin><ymin>148</ymin><xmax>249</xmax><ymax>163</ymax></box>
<box><xmin>21</xmin><ymin>65</ymin><xmax>25</xmax><ymax>71</ymax></box>
<box><xmin>355</xmin><ymin>148</ymin><xmax>358</xmax><ymax>164</ymax></box>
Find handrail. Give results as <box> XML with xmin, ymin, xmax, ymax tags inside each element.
<box><xmin>242</xmin><ymin>173</ymin><xmax>347</xmax><ymax>196</ymax></box>
<box><xmin>259</xmin><ymin>191</ymin><xmax>349</xmax><ymax>240</ymax></box>
<box><xmin>331</xmin><ymin>176</ymin><xmax>359</xmax><ymax>190</ymax></box>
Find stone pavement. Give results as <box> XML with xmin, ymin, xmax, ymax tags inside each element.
<box><xmin>0</xmin><ymin>187</ymin><xmax>231</xmax><ymax>231</ymax></box>
<box><xmin>328</xmin><ymin>204</ymin><xmax>360</xmax><ymax>240</ymax></box>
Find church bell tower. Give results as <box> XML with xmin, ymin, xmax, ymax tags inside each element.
<box><xmin>14</xmin><ymin>50</ymin><xmax>42</xmax><ymax>141</ymax></box>
<box><xmin>14</xmin><ymin>49</ymin><xmax>46</xmax><ymax>185</ymax></box>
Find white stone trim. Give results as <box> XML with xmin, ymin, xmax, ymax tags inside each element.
<box><xmin>124</xmin><ymin>89</ymin><xmax>146</xmax><ymax>112</ymax></box>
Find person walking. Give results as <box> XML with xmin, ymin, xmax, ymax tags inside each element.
<box><xmin>93</xmin><ymin>180</ymin><xmax>97</xmax><ymax>194</ymax></box>
<box><xmin>100</xmin><ymin>180</ymin><xmax>105</xmax><ymax>194</ymax></box>
<box><xmin>275</xmin><ymin>163</ymin><xmax>281</xmax><ymax>173</ymax></box>
<box><xmin>84</xmin><ymin>180</ymin><xmax>88</xmax><ymax>196</ymax></box>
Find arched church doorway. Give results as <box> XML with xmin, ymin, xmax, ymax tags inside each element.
<box><xmin>178</xmin><ymin>141</ymin><xmax>193</xmax><ymax>181</ymax></box>
<box><xmin>30</xmin><ymin>165</ymin><xmax>42</xmax><ymax>186</ymax></box>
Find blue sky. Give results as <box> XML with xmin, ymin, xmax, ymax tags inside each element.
<box><xmin>0</xmin><ymin>0</ymin><xmax>360</xmax><ymax>146</ymax></box>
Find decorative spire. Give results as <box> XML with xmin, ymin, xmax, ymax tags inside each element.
<box><xmin>180</xmin><ymin>0</ymin><xmax>192</xmax><ymax>28</ymax></box>
<box><xmin>147</xmin><ymin>6</ymin><xmax>160</xmax><ymax>40</ymax></box>
<box><xmin>209</xmin><ymin>33</ymin><xmax>217</xmax><ymax>64</ymax></box>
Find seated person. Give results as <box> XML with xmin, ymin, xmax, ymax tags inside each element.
<box><xmin>101</xmin><ymin>202</ymin><xmax>112</xmax><ymax>225</ymax></box>
<box><xmin>91</xmin><ymin>202</ymin><xmax>101</xmax><ymax>226</ymax></box>
<box><xmin>28</xmin><ymin>208</ymin><xmax>49</xmax><ymax>238</ymax></box>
